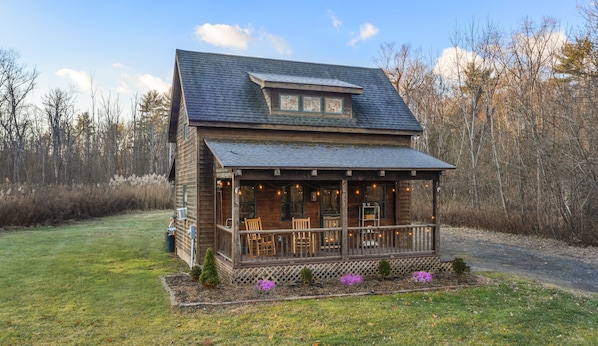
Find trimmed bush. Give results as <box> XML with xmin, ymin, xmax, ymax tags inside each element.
<box><xmin>378</xmin><ymin>259</ymin><xmax>392</xmax><ymax>279</ymax></box>
<box><xmin>199</xmin><ymin>248</ymin><xmax>220</xmax><ymax>288</ymax></box>
<box><xmin>299</xmin><ymin>267</ymin><xmax>313</xmax><ymax>285</ymax></box>
<box><xmin>452</xmin><ymin>257</ymin><xmax>467</xmax><ymax>276</ymax></box>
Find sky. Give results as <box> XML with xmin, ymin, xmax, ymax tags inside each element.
<box><xmin>0</xmin><ymin>1</ymin><xmax>588</xmax><ymax>117</ymax></box>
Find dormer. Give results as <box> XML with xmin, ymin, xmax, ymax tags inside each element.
<box><xmin>248</xmin><ymin>72</ymin><xmax>363</xmax><ymax>118</ymax></box>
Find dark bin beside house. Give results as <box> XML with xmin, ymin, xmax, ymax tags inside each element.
<box><xmin>165</xmin><ymin>231</ymin><xmax>175</xmax><ymax>252</ymax></box>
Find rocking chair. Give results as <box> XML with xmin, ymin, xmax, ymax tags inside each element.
<box><xmin>292</xmin><ymin>217</ymin><xmax>315</xmax><ymax>256</ymax></box>
<box><xmin>244</xmin><ymin>217</ymin><xmax>276</xmax><ymax>257</ymax></box>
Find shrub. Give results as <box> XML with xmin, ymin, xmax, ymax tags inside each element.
<box><xmin>377</xmin><ymin>259</ymin><xmax>391</xmax><ymax>279</ymax></box>
<box><xmin>190</xmin><ymin>266</ymin><xmax>202</xmax><ymax>281</ymax></box>
<box><xmin>299</xmin><ymin>267</ymin><xmax>313</xmax><ymax>285</ymax></box>
<box><xmin>199</xmin><ymin>248</ymin><xmax>220</xmax><ymax>288</ymax></box>
<box><xmin>452</xmin><ymin>257</ymin><xmax>467</xmax><ymax>276</ymax></box>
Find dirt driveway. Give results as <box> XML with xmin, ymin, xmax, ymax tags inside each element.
<box><xmin>440</xmin><ymin>227</ymin><xmax>598</xmax><ymax>294</ymax></box>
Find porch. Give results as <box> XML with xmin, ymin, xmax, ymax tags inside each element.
<box><xmin>205</xmin><ymin>139</ymin><xmax>454</xmax><ymax>284</ymax></box>
<box><xmin>216</xmin><ymin>223</ymin><xmax>435</xmax><ymax>264</ymax></box>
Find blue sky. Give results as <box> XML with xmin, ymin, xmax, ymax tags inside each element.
<box><xmin>1</xmin><ymin>1</ymin><xmax>586</xmax><ymax>115</ymax></box>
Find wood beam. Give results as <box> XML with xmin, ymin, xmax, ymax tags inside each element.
<box><xmin>341</xmin><ymin>179</ymin><xmax>349</xmax><ymax>261</ymax></box>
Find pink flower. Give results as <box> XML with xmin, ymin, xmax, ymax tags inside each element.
<box><xmin>339</xmin><ymin>273</ymin><xmax>363</xmax><ymax>286</ymax></box>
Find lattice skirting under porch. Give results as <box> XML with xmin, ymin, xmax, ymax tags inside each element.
<box><xmin>216</xmin><ymin>256</ymin><xmax>453</xmax><ymax>285</ymax></box>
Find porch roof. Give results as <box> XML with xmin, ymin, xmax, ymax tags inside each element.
<box><xmin>205</xmin><ymin>139</ymin><xmax>455</xmax><ymax>171</ymax></box>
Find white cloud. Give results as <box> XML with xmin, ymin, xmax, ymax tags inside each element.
<box><xmin>136</xmin><ymin>73</ymin><xmax>170</xmax><ymax>93</ymax></box>
<box><xmin>348</xmin><ymin>23</ymin><xmax>379</xmax><ymax>47</ymax></box>
<box><xmin>259</xmin><ymin>32</ymin><xmax>292</xmax><ymax>55</ymax></box>
<box><xmin>55</xmin><ymin>68</ymin><xmax>92</xmax><ymax>91</ymax></box>
<box><xmin>433</xmin><ymin>31</ymin><xmax>568</xmax><ymax>82</ymax></box>
<box><xmin>328</xmin><ymin>11</ymin><xmax>342</xmax><ymax>29</ymax></box>
<box><xmin>117</xmin><ymin>72</ymin><xmax>169</xmax><ymax>96</ymax></box>
<box><xmin>433</xmin><ymin>47</ymin><xmax>484</xmax><ymax>82</ymax></box>
<box><xmin>194</xmin><ymin>23</ymin><xmax>253</xmax><ymax>50</ymax></box>
<box><xmin>112</xmin><ymin>62</ymin><xmax>124</xmax><ymax>69</ymax></box>
<box><xmin>513</xmin><ymin>31</ymin><xmax>567</xmax><ymax>66</ymax></box>
<box><xmin>194</xmin><ymin>22</ymin><xmax>291</xmax><ymax>55</ymax></box>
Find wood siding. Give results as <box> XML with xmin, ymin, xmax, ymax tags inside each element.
<box><xmin>176</xmin><ymin>126</ymin><xmax>418</xmax><ymax>265</ymax></box>
<box><xmin>196</xmin><ymin>129</ymin><xmax>215</xmax><ymax>264</ymax></box>
<box><xmin>174</xmin><ymin>99</ymin><xmax>197</xmax><ymax>267</ymax></box>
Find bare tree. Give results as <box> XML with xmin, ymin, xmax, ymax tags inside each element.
<box><xmin>0</xmin><ymin>49</ymin><xmax>38</xmax><ymax>183</ymax></box>
<box><xmin>43</xmin><ymin>88</ymin><xmax>76</xmax><ymax>184</ymax></box>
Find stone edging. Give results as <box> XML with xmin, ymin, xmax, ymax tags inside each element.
<box><xmin>161</xmin><ymin>274</ymin><xmax>486</xmax><ymax>309</ymax></box>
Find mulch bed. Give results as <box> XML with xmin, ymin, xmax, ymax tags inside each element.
<box><xmin>162</xmin><ymin>271</ymin><xmax>487</xmax><ymax>310</ymax></box>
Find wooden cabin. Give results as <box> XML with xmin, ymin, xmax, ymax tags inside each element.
<box><xmin>167</xmin><ymin>50</ymin><xmax>455</xmax><ymax>284</ymax></box>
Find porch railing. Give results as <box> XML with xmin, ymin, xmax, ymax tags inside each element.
<box><xmin>216</xmin><ymin>224</ymin><xmax>435</xmax><ymax>264</ymax></box>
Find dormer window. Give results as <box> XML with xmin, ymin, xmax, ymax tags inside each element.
<box><xmin>303</xmin><ymin>96</ymin><xmax>321</xmax><ymax>113</ymax></box>
<box><xmin>248</xmin><ymin>72</ymin><xmax>362</xmax><ymax>118</ymax></box>
<box><xmin>280</xmin><ymin>94</ymin><xmax>299</xmax><ymax>111</ymax></box>
<box><xmin>325</xmin><ymin>97</ymin><xmax>343</xmax><ymax>114</ymax></box>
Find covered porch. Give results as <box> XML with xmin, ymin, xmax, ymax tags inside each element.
<box><xmin>206</xmin><ymin>139</ymin><xmax>454</xmax><ymax>283</ymax></box>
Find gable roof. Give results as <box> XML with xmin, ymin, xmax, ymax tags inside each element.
<box><xmin>205</xmin><ymin>139</ymin><xmax>455</xmax><ymax>171</ymax></box>
<box><xmin>169</xmin><ymin>50</ymin><xmax>423</xmax><ymax>141</ymax></box>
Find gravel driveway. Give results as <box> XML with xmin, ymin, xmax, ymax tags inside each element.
<box><xmin>439</xmin><ymin>227</ymin><xmax>598</xmax><ymax>294</ymax></box>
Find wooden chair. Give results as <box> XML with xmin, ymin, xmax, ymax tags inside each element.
<box><xmin>244</xmin><ymin>217</ymin><xmax>276</xmax><ymax>257</ymax></box>
<box><xmin>292</xmin><ymin>217</ymin><xmax>315</xmax><ymax>256</ymax></box>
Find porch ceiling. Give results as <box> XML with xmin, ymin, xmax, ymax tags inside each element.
<box><xmin>205</xmin><ymin>139</ymin><xmax>455</xmax><ymax>171</ymax></box>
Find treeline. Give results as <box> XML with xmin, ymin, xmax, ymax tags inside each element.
<box><xmin>381</xmin><ymin>3</ymin><xmax>598</xmax><ymax>246</ymax></box>
<box><xmin>0</xmin><ymin>49</ymin><xmax>173</xmax><ymax>227</ymax></box>
<box><xmin>0</xmin><ymin>49</ymin><xmax>170</xmax><ymax>185</ymax></box>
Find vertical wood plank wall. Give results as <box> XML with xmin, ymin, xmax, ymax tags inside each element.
<box><xmin>196</xmin><ymin>132</ymin><xmax>215</xmax><ymax>264</ymax></box>
<box><xmin>174</xmin><ymin>100</ymin><xmax>197</xmax><ymax>267</ymax></box>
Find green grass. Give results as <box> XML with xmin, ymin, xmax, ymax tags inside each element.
<box><xmin>1</xmin><ymin>211</ymin><xmax>596</xmax><ymax>345</ymax></box>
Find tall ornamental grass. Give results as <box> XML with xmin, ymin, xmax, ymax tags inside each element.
<box><xmin>0</xmin><ymin>174</ymin><xmax>172</xmax><ymax>228</ymax></box>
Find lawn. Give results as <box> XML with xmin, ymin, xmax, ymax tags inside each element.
<box><xmin>0</xmin><ymin>211</ymin><xmax>596</xmax><ymax>345</ymax></box>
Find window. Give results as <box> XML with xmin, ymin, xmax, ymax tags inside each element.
<box><xmin>182</xmin><ymin>184</ymin><xmax>188</xmax><ymax>207</ymax></box>
<box><xmin>365</xmin><ymin>184</ymin><xmax>385</xmax><ymax>218</ymax></box>
<box><xmin>239</xmin><ymin>185</ymin><xmax>256</xmax><ymax>221</ymax></box>
<box><xmin>276</xmin><ymin>93</ymin><xmax>346</xmax><ymax>116</ymax></box>
<box><xmin>321</xmin><ymin>186</ymin><xmax>340</xmax><ymax>215</ymax></box>
<box><xmin>303</xmin><ymin>96</ymin><xmax>321</xmax><ymax>112</ymax></box>
<box><xmin>325</xmin><ymin>97</ymin><xmax>343</xmax><ymax>114</ymax></box>
<box><xmin>280</xmin><ymin>94</ymin><xmax>299</xmax><ymax>111</ymax></box>
<box><xmin>280</xmin><ymin>184</ymin><xmax>304</xmax><ymax>221</ymax></box>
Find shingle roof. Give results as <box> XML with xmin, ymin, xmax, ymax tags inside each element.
<box><xmin>248</xmin><ymin>72</ymin><xmax>363</xmax><ymax>92</ymax></box>
<box><xmin>205</xmin><ymin>139</ymin><xmax>455</xmax><ymax>171</ymax></box>
<box><xmin>174</xmin><ymin>50</ymin><xmax>423</xmax><ymax>132</ymax></box>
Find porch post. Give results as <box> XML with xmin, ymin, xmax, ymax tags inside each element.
<box><xmin>341</xmin><ymin>179</ymin><xmax>349</xmax><ymax>261</ymax></box>
<box><xmin>232</xmin><ymin>176</ymin><xmax>241</xmax><ymax>267</ymax></box>
<box><xmin>433</xmin><ymin>178</ymin><xmax>440</xmax><ymax>254</ymax></box>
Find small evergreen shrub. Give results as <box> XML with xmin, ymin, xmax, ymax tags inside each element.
<box><xmin>190</xmin><ymin>266</ymin><xmax>202</xmax><ymax>281</ymax></box>
<box><xmin>452</xmin><ymin>257</ymin><xmax>467</xmax><ymax>276</ymax></box>
<box><xmin>377</xmin><ymin>259</ymin><xmax>391</xmax><ymax>279</ymax></box>
<box><xmin>199</xmin><ymin>248</ymin><xmax>220</xmax><ymax>288</ymax></box>
<box><xmin>299</xmin><ymin>267</ymin><xmax>313</xmax><ymax>285</ymax></box>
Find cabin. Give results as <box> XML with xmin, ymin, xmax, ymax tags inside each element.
<box><xmin>167</xmin><ymin>50</ymin><xmax>455</xmax><ymax>285</ymax></box>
